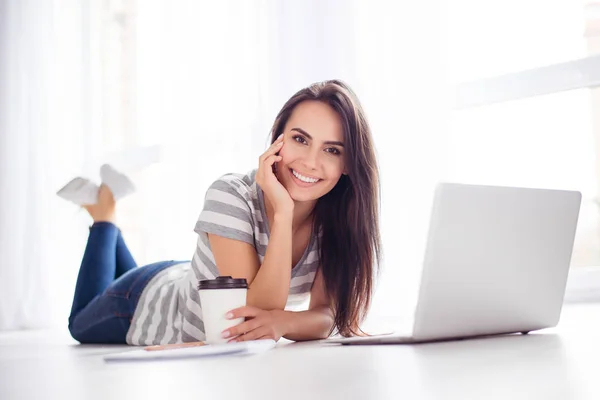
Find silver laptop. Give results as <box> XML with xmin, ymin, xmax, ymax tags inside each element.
<box><xmin>328</xmin><ymin>182</ymin><xmax>582</xmax><ymax>345</ymax></box>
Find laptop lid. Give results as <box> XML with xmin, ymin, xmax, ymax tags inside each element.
<box><xmin>412</xmin><ymin>183</ymin><xmax>581</xmax><ymax>341</ymax></box>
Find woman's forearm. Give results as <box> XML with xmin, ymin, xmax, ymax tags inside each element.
<box><xmin>246</xmin><ymin>213</ymin><xmax>293</xmax><ymax>310</ymax></box>
<box><xmin>278</xmin><ymin>306</ymin><xmax>335</xmax><ymax>341</ymax></box>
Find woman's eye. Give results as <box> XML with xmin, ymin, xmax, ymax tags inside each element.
<box><xmin>325</xmin><ymin>147</ymin><xmax>341</xmax><ymax>155</ymax></box>
<box><xmin>293</xmin><ymin>135</ymin><xmax>307</xmax><ymax>144</ymax></box>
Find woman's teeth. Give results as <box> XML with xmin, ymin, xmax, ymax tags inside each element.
<box><xmin>292</xmin><ymin>169</ymin><xmax>320</xmax><ymax>184</ymax></box>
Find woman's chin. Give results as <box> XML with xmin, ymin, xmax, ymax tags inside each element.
<box><xmin>289</xmin><ymin>193</ymin><xmax>313</xmax><ymax>203</ymax></box>
<box><xmin>288</xmin><ymin>186</ymin><xmax>333</xmax><ymax>203</ymax></box>
<box><xmin>287</xmin><ymin>188</ymin><xmax>318</xmax><ymax>203</ymax></box>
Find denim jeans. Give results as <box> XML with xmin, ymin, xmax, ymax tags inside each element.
<box><xmin>68</xmin><ymin>222</ymin><xmax>186</xmax><ymax>344</ymax></box>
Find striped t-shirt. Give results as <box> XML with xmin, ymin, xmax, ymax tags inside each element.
<box><xmin>126</xmin><ymin>170</ymin><xmax>321</xmax><ymax>345</ymax></box>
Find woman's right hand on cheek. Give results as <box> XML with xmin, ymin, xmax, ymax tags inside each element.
<box><xmin>256</xmin><ymin>134</ymin><xmax>294</xmax><ymax>215</ymax></box>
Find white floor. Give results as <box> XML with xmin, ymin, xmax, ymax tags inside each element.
<box><xmin>2</xmin><ymin>304</ymin><xmax>600</xmax><ymax>400</ymax></box>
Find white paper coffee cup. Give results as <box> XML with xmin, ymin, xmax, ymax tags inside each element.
<box><xmin>197</xmin><ymin>276</ymin><xmax>248</xmax><ymax>344</ymax></box>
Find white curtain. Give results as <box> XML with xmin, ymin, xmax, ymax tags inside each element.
<box><xmin>0</xmin><ymin>0</ymin><xmax>488</xmax><ymax>330</ymax></box>
<box><xmin>5</xmin><ymin>0</ymin><xmax>595</xmax><ymax>331</ymax></box>
<box><xmin>0</xmin><ymin>0</ymin><xmax>106</xmax><ymax>330</ymax></box>
<box><xmin>0</xmin><ymin>0</ymin><xmax>446</xmax><ymax>329</ymax></box>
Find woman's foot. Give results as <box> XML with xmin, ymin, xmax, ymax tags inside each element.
<box><xmin>83</xmin><ymin>184</ymin><xmax>116</xmax><ymax>223</ymax></box>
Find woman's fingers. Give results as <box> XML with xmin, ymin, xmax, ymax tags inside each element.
<box><xmin>231</xmin><ymin>327</ymin><xmax>267</xmax><ymax>343</ymax></box>
<box><xmin>263</xmin><ymin>154</ymin><xmax>282</xmax><ymax>168</ymax></box>
<box><xmin>223</xmin><ymin>316</ymin><xmax>263</xmax><ymax>339</ymax></box>
<box><xmin>226</xmin><ymin>306</ymin><xmax>260</xmax><ymax>319</ymax></box>
<box><xmin>259</xmin><ymin>136</ymin><xmax>284</xmax><ymax>163</ymax></box>
<box><xmin>257</xmin><ymin>155</ymin><xmax>282</xmax><ymax>183</ymax></box>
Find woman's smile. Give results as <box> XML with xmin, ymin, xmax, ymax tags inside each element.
<box><xmin>289</xmin><ymin>168</ymin><xmax>322</xmax><ymax>187</ymax></box>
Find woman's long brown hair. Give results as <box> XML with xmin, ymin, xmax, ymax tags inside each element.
<box><xmin>270</xmin><ymin>80</ymin><xmax>381</xmax><ymax>336</ymax></box>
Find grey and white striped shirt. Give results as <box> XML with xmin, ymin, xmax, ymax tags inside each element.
<box><xmin>126</xmin><ymin>170</ymin><xmax>320</xmax><ymax>345</ymax></box>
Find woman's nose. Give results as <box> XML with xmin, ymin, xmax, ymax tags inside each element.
<box><xmin>301</xmin><ymin>148</ymin><xmax>319</xmax><ymax>170</ymax></box>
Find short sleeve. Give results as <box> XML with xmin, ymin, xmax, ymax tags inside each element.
<box><xmin>194</xmin><ymin>175</ymin><xmax>255</xmax><ymax>246</ymax></box>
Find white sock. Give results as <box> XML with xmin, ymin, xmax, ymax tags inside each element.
<box><xmin>100</xmin><ymin>164</ymin><xmax>136</xmax><ymax>201</ymax></box>
<box><xmin>56</xmin><ymin>177</ymin><xmax>100</xmax><ymax>206</ymax></box>
<box><xmin>56</xmin><ymin>164</ymin><xmax>135</xmax><ymax>206</ymax></box>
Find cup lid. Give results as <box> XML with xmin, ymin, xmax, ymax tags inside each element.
<box><xmin>197</xmin><ymin>276</ymin><xmax>248</xmax><ymax>290</ymax></box>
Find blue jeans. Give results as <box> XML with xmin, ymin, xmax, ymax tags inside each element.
<box><xmin>68</xmin><ymin>222</ymin><xmax>186</xmax><ymax>344</ymax></box>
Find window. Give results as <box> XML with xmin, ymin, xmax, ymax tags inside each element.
<box><xmin>448</xmin><ymin>0</ymin><xmax>600</xmax><ymax>271</ymax></box>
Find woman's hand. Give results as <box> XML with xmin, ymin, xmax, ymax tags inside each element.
<box><xmin>222</xmin><ymin>306</ymin><xmax>287</xmax><ymax>342</ymax></box>
<box><xmin>256</xmin><ymin>134</ymin><xmax>294</xmax><ymax>215</ymax></box>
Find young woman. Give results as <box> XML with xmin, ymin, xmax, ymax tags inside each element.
<box><xmin>68</xmin><ymin>80</ymin><xmax>381</xmax><ymax>345</ymax></box>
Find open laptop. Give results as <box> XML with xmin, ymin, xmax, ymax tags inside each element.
<box><xmin>327</xmin><ymin>182</ymin><xmax>582</xmax><ymax>345</ymax></box>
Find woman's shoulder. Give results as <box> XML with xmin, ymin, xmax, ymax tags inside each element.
<box><xmin>195</xmin><ymin>169</ymin><xmax>260</xmax><ymax>240</ymax></box>
<box><xmin>206</xmin><ymin>169</ymin><xmax>258</xmax><ymax>203</ymax></box>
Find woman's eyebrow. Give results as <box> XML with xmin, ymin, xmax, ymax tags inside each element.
<box><xmin>291</xmin><ymin>127</ymin><xmax>344</xmax><ymax>147</ymax></box>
